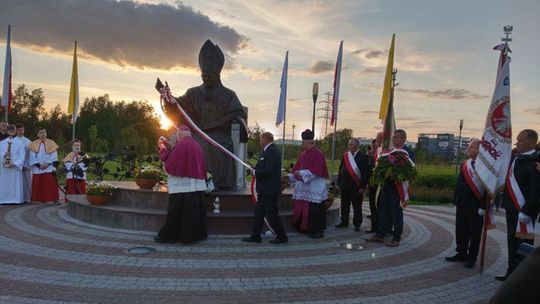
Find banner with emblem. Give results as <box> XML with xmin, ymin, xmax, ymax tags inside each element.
<box><xmin>474</xmin><ymin>43</ymin><xmax>512</xmax><ymax>198</ymax></box>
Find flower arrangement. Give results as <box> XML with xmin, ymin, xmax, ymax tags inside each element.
<box><xmin>370</xmin><ymin>151</ymin><xmax>417</xmax><ymax>186</ymax></box>
<box><xmin>86</xmin><ymin>181</ymin><xmax>116</xmax><ymax>196</ymax></box>
<box><xmin>135</xmin><ymin>166</ymin><xmax>163</xmax><ymax>180</ymax></box>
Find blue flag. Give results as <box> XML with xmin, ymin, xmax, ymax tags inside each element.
<box><xmin>275</xmin><ymin>51</ymin><xmax>288</xmax><ymax>127</ymax></box>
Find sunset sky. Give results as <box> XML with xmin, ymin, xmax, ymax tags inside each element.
<box><xmin>0</xmin><ymin>0</ymin><xmax>539</xmax><ymax>141</ymax></box>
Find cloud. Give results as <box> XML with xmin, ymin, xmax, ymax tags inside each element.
<box><xmin>0</xmin><ymin>0</ymin><xmax>247</xmax><ymax>70</ymax></box>
<box><xmin>524</xmin><ymin>107</ymin><xmax>540</xmax><ymax>115</ymax></box>
<box><xmin>397</xmin><ymin>88</ymin><xmax>488</xmax><ymax>100</ymax></box>
<box><xmin>351</xmin><ymin>48</ymin><xmax>386</xmax><ymax>59</ymax></box>
<box><xmin>237</xmin><ymin>65</ymin><xmax>273</xmax><ymax>80</ymax></box>
<box><xmin>309</xmin><ymin>60</ymin><xmax>334</xmax><ymax>74</ymax></box>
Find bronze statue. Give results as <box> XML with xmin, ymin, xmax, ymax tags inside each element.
<box><xmin>156</xmin><ymin>39</ymin><xmax>247</xmax><ymax>189</ymax></box>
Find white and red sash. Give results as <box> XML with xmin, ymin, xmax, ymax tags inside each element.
<box><xmin>343</xmin><ymin>151</ymin><xmax>361</xmax><ymax>186</ymax></box>
<box><xmin>462</xmin><ymin>159</ymin><xmax>485</xmax><ymax>202</ymax></box>
<box><xmin>462</xmin><ymin>159</ymin><xmax>496</xmax><ymax>229</ymax></box>
<box><xmin>380</xmin><ymin>148</ymin><xmax>414</xmax><ymax>208</ymax></box>
<box><xmin>506</xmin><ymin>158</ymin><xmax>534</xmax><ymax>239</ymax></box>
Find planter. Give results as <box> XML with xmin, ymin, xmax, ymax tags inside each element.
<box><xmin>86</xmin><ymin>194</ymin><xmax>112</xmax><ymax>206</ymax></box>
<box><xmin>135</xmin><ymin>178</ymin><xmax>158</xmax><ymax>189</ymax></box>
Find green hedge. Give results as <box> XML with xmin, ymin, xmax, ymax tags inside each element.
<box><xmin>413</xmin><ymin>173</ymin><xmax>456</xmax><ymax>189</ymax></box>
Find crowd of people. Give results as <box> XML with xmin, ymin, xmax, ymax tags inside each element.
<box><xmin>2</xmin><ymin>120</ymin><xmax>539</xmax><ymax>292</ymax></box>
<box><xmin>0</xmin><ymin>121</ymin><xmax>87</xmax><ymax>205</ymax></box>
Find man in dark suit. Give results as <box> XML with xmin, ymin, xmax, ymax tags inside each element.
<box><xmin>242</xmin><ymin>132</ymin><xmax>288</xmax><ymax>244</ymax></box>
<box><xmin>445</xmin><ymin>139</ymin><xmax>484</xmax><ymax>268</ymax></box>
<box><xmin>335</xmin><ymin>138</ymin><xmax>372</xmax><ymax>231</ymax></box>
<box><xmin>496</xmin><ymin>129</ymin><xmax>540</xmax><ymax>281</ymax></box>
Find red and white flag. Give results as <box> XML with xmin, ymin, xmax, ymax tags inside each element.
<box><xmin>474</xmin><ymin>43</ymin><xmax>512</xmax><ymax>197</ymax></box>
<box><xmin>330</xmin><ymin>41</ymin><xmax>343</xmax><ymax>126</ymax></box>
<box><xmin>1</xmin><ymin>25</ymin><xmax>12</xmax><ymax>115</ymax></box>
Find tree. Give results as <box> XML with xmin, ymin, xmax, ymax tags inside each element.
<box><xmin>3</xmin><ymin>85</ymin><xmax>46</xmax><ymax>136</ymax></box>
<box><xmin>317</xmin><ymin>128</ymin><xmax>353</xmax><ymax>158</ymax></box>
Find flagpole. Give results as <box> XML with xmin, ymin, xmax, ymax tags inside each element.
<box><xmin>281</xmin><ymin>108</ymin><xmax>286</xmax><ymax>165</ymax></box>
<box><xmin>331</xmin><ymin>112</ymin><xmax>338</xmax><ymax>176</ymax></box>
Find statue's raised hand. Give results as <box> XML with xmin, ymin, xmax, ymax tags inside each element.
<box><xmin>155</xmin><ymin>78</ymin><xmax>165</xmax><ymax>92</ymax></box>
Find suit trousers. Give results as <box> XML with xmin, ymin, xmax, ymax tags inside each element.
<box><xmin>454</xmin><ymin>206</ymin><xmax>483</xmax><ymax>261</ymax></box>
<box><xmin>251</xmin><ymin>193</ymin><xmax>287</xmax><ymax>240</ymax></box>
<box><xmin>376</xmin><ymin>184</ymin><xmax>403</xmax><ymax>241</ymax></box>
<box><xmin>368</xmin><ymin>185</ymin><xmax>378</xmax><ymax>230</ymax></box>
<box><xmin>505</xmin><ymin>206</ymin><xmax>535</xmax><ymax>273</ymax></box>
<box><xmin>340</xmin><ymin>189</ymin><xmax>363</xmax><ymax>227</ymax></box>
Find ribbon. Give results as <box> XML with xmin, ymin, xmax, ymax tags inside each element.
<box><xmin>159</xmin><ymin>85</ymin><xmax>253</xmax><ymax>170</ymax></box>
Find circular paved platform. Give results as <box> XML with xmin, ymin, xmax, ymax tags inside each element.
<box><xmin>0</xmin><ymin>203</ymin><xmax>508</xmax><ymax>304</ymax></box>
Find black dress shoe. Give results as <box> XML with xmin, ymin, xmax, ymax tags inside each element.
<box><xmin>354</xmin><ymin>225</ymin><xmax>360</xmax><ymax>232</ymax></box>
<box><xmin>269</xmin><ymin>237</ymin><xmax>288</xmax><ymax>244</ymax></box>
<box><xmin>495</xmin><ymin>274</ymin><xmax>509</xmax><ymax>281</ymax></box>
<box><xmin>310</xmin><ymin>232</ymin><xmax>324</xmax><ymax>239</ymax></box>
<box><xmin>445</xmin><ymin>254</ymin><xmax>467</xmax><ymax>262</ymax></box>
<box><xmin>365</xmin><ymin>228</ymin><xmax>377</xmax><ymax>233</ymax></box>
<box><xmin>242</xmin><ymin>237</ymin><xmax>262</xmax><ymax>243</ymax></box>
<box><xmin>464</xmin><ymin>260</ymin><xmax>476</xmax><ymax>268</ymax></box>
<box><xmin>334</xmin><ymin>222</ymin><xmax>349</xmax><ymax>228</ymax></box>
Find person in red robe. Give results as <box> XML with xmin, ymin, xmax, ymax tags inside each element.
<box><xmin>155</xmin><ymin>125</ymin><xmax>208</xmax><ymax>244</ymax></box>
<box><xmin>287</xmin><ymin>129</ymin><xmax>329</xmax><ymax>238</ymax></box>
<box><xmin>28</xmin><ymin>127</ymin><xmax>59</xmax><ymax>204</ymax></box>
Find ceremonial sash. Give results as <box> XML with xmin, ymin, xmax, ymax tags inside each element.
<box><xmin>506</xmin><ymin>158</ymin><xmax>535</xmax><ymax>239</ymax></box>
<box><xmin>462</xmin><ymin>159</ymin><xmax>485</xmax><ymax>202</ymax></box>
<box><xmin>343</xmin><ymin>151</ymin><xmax>361</xmax><ymax>186</ymax></box>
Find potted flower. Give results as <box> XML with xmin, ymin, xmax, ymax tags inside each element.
<box><xmin>135</xmin><ymin>166</ymin><xmax>162</xmax><ymax>189</ymax></box>
<box><xmin>86</xmin><ymin>181</ymin><xmax>116</xmax><ymax>206</ymax></box>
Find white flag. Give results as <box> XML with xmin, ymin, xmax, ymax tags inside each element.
<box><xmin>475</xmin><ymin>44</ymin><xmax>512</xmax><ymax>196</ymax></box>
<box><xmin>275</xmin><ymin>51</ymin><xmax>288</xmax><ymax>127</ymax></box>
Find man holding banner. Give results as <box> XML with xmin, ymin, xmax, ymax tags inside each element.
<box><xmin>445</xmin><ymin>139</ymin><xmax>485</xmax><ymax>268</ymax></box>
<box><xmin>335</xmin><ymin>138</ymin><xmax>371</xmax><ymax>231</ymax></box>
<box><xmin>496</xmin><ymin>129</ymin><xmax>540</xmax><ymax>281</ymax></box>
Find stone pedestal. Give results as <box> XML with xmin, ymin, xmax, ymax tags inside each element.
<box><xmin>231</xmin><ymin>123</ymin><xmax>246</xmax><ymax>190</ymax></box>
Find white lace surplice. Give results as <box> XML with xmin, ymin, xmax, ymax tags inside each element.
<box><xmin>288</xmin><ymin>169</ymin><xmax>327</xmax><ymax>204</ymax></box>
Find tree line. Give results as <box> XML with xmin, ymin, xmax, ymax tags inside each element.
<box><xmin>1</xmin><ymin>84</ymin><xmax>164</xmax><ymax>155</ymax></box>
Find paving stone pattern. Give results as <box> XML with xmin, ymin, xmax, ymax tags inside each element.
<box><xmin>0</xmin><ymin>202</ymin><xmax>511</xmax><ymax>304</ymax></box>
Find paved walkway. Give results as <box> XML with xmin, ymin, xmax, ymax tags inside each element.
<box><xmin>0</xmin><ymin>203</ymin><xmax>510</xmax><ymax>303</ymax></box>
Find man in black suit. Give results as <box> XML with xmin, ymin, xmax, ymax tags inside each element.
<box><xmin>335</xmin><ymin>138</ymin><xmax>371</xmax><ymax>231</ymax></box>
<box><xmin>496</xmin><ymin>129</ymin><xmax>540</xmax><ymax>281</ymax></box>
<box><xmin>367</xmin><ymin>133</ymin><xmax>383</xmax><ymax>233</ymax></box>
<box><xmin>242</xmin><ymin>132</ymin><xmax>288</xmax><ymax>244</ymax></box>
<box><xmin>445</xmin><ymin>139</ymin><xmax>484</xmax><ymax>268</ymax></box>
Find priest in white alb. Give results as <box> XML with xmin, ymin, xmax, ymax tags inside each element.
<box><xmin>0</xmin><ymin>124</ymin><xmax>26</xmax><ymax>205</ymax></box>
<box><xmin>14</xmin><ymin>123</ymin><xmax>32</xmax><ymax>203</ymax></box>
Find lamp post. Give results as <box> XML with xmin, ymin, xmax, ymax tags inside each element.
<box><xmin>455</xmin><ymin>119</ymin><xmax>464</xmax><ymax>174</ymax></box>
<box><xmin>312</xmin><ymin>82</ymin><xmax>319</xmax><ymax>133</ymax></box>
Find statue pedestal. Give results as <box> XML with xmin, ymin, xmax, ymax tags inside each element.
<box><xmin>231</xmin><ymin>123</ymin><xmax>246</xmax><ymax>190</ymax></box>
<box><xmin>66</xmin><ymin>181</ymin><xmax>340</xmax><ymax>234</ymax></box>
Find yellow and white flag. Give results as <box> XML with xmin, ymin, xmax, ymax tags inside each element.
<box><xmin>378</xmin><ymin>34</ymin><xmax>395</xmax><ymax>121</ymax></box>
<box><xmin>68</xmin><ymin>41</ymin><xmax>79</xmax><ymax>123</ymax></box>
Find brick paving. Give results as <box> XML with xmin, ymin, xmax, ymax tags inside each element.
<box><xmin>0</xmin><ymin>202</ymin><xmax>511</xmax><ymax>304</ymax></box>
